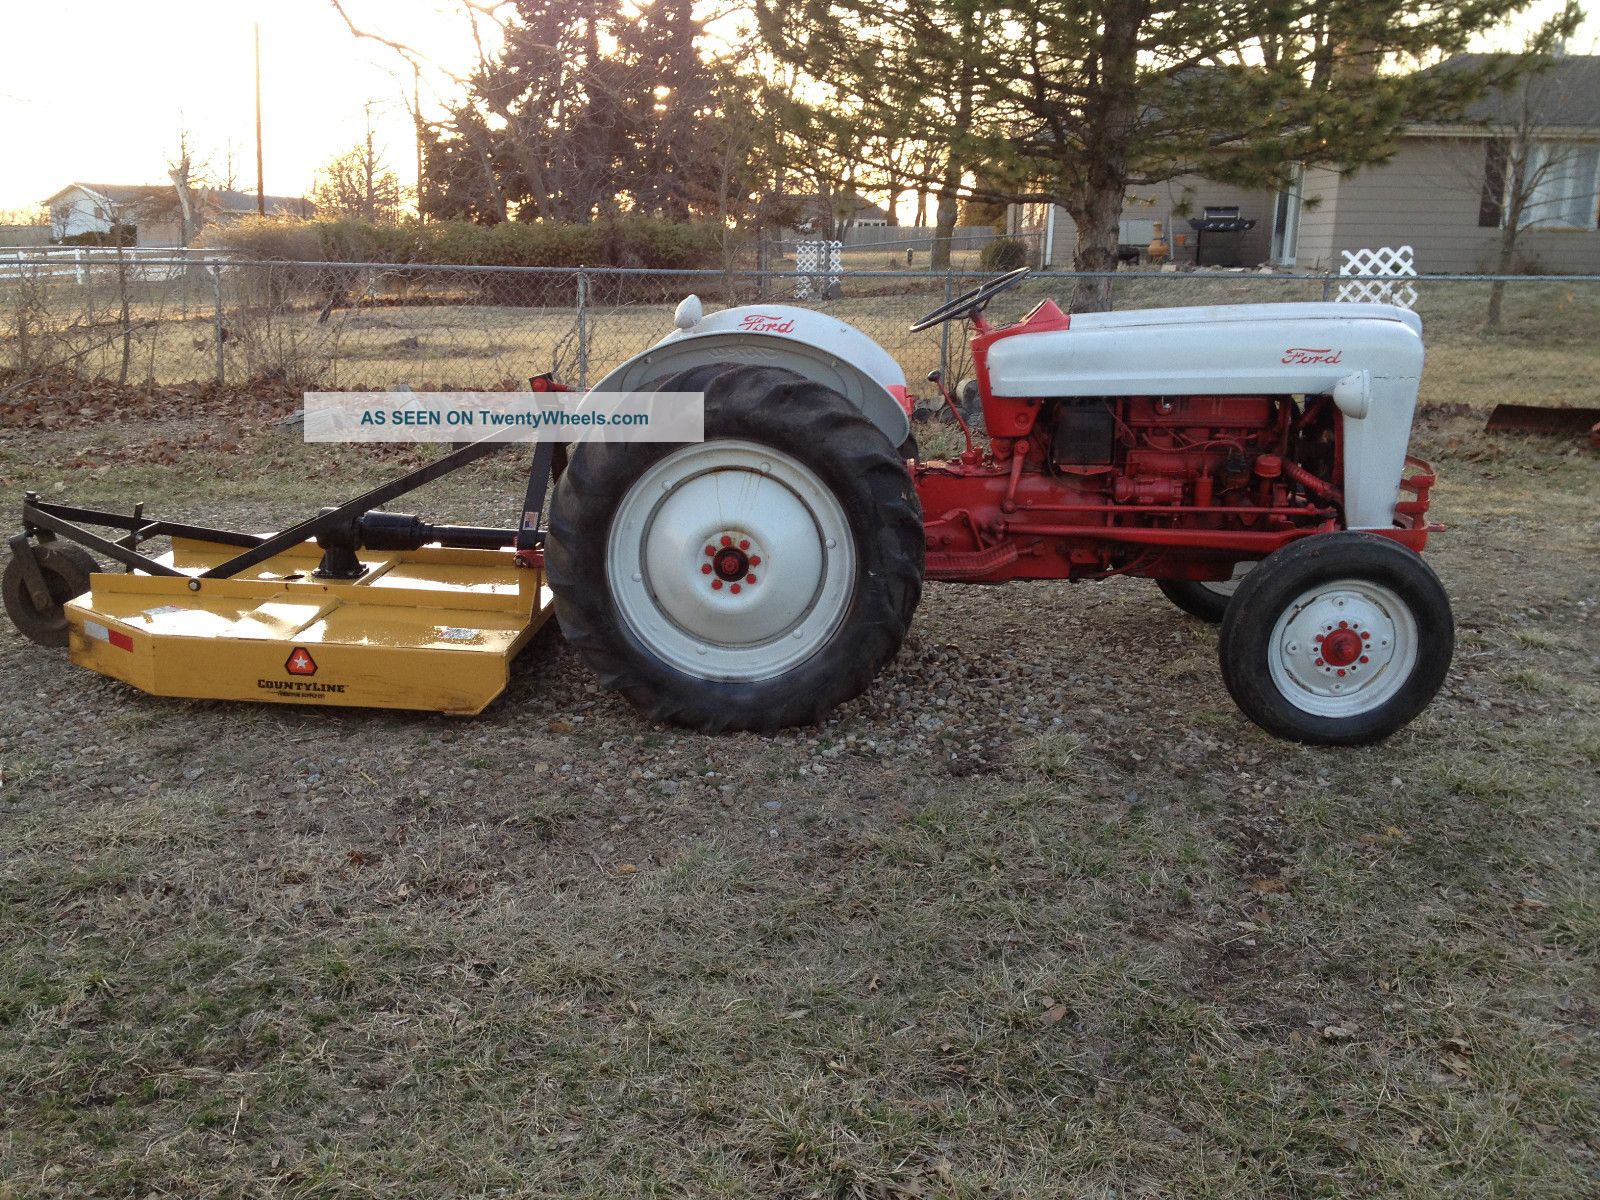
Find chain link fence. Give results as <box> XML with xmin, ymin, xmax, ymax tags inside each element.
<box><xmin>3</xmin><ymin>254</ymin><xmax>1597</xmax><ymax>412</ymax></box>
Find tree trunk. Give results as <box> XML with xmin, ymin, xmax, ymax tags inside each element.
<box><xmin>1065</xmin><ymin>4</ymin><xmax>1140</xmax><ymax>313</ymax></box>
<box><xmin>1488</xmin><ymin>174</ymin><xmax>1522</xmax><ymax>329</ymax></box>
<box><xmin>1066</xmin><ymin>186</ymin><xmax>1123</xmax><ymax>312</ymax></box>
<box><xmin>1487</xmin><ymin>224</ymin><xmax>1516</xmax><ymax>329</ymax></box>
<box><xmin>114</xmin><ymin>239</ymin><xmax>132</xmax><ymax>386</ymax></box>
<box><xmin>930</xmin><ymin>142</ymin><xmax>963</xmax><ymax>270</ymax></box>
<box><xmin>930</xmin><ymin>9</ymin><xmax>978</xmax><ymax>271</ymax></box>
<box><xmin>169</xmin><ymin>168</ymin><xmax>197</xmax><ymax>248</ymax></box>
<box><xmin>931</xmin><ymin>191</ymin><xmax>959</xmax><ymax>269</ymax></box>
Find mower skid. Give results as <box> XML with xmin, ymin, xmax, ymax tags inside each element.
<box><xmin>64</xmin><ymin>536</ymin><xmax>554</xmax><ymax>715</ymax></box>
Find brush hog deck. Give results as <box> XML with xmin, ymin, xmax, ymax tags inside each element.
<box><xmin>66</xmin><ymin>537</ymin><xmax>553</xmax><ymax>715</ymax></box>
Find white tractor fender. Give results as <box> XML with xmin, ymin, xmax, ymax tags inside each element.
<box><xmin>586</xmin><ymin>301</ymin><xmax>911</xmax><ymax>446</ymax></box>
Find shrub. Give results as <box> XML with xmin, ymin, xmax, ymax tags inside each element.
<box><xmin>202</xmin><ymin>215</ymin><xmax>723</xmax><ymax>271</ymax></box>
<box><xmin>200</xmin><ymin>216</ymin><xmax>322</xmax><ymax>262</ymax></box>
<box><xmin>56</xmin><ymin>225</ymin><xmax>137</xmax><ymax>247</ymax></box>
<box><xmin>979</xmin><ymin>236</ymin><xmax>1030</xmax><ymax>272</ymax></box>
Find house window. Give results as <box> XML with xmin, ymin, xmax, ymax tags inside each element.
<box><xmin>1515</xmin><ymin>140</ymin><xmax>1600</xmax><ymax>229</ymax></box>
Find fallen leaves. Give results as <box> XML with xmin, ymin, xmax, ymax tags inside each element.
<box><xmin>1439</xmin><ymin>1036</ymin><xmax>1474</xmax><ymax>1077</ymax></box>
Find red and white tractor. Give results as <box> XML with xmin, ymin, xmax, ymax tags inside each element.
<box><xmin>548</xmin><ymin>268</ymin><xmax>1451</xmax><ymax>744</ymax></box>
<box><xmin>5</xmin><ymin>269</ymin><xmax>1451</xmax><ymax>744</ymax></box>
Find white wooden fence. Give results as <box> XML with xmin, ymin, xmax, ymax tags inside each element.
<box><xmin>0</xmin><ymin>246</ymin><xmax>227</xmax><ymax>282</ymax></box>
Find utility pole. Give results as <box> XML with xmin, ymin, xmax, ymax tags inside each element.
<box><xmin>254</xmin><ymin>23</ymin><xmax>266</xmax><ymax>216</ymax></box>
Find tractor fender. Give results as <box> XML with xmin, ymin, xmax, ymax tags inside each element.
<box><xmin>587</xmin><ymin>303</ymin><xmax>912</xmax><ymax>446</ymax></box>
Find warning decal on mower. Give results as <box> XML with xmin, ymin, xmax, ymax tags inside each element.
<box><xmin>285</xmin><ymin>647</ymin><xmax>318</xmax><ymax>676</ymax></box>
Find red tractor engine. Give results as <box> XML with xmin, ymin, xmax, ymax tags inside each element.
<box><xmin>916</xmin><ymin>391</ymin><xmax>1344</xmax><ymax>584</ymax></box>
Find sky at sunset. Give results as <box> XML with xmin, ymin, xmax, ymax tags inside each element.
<box><xmin>1</xmin><ymin>0</ymin><xmax>1595</xmax><ymax>217</ymax></box>
<box><xmin>0</xmin><ymin>0</ymin><xmax>497</xmax><ymax>213</ymax></box>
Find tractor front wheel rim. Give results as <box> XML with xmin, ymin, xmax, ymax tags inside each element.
<box><xmin>606</xmin><ymin>440</ymin><xmax>856</xmax><ymax>683</ymax></box>
<box><xmin>1267</xmin><ymin>579</ymin><xmax>1417</xmax><ymax>718</ymax></box>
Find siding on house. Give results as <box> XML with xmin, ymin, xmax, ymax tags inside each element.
<box><xmin>42</xmin><ymin>183</ymin><xmax>312</xmax><ymax>248</ymax></box>
<box><xmin>1294</xmin><ymin>166</ymin><xmax>1342</xmax><ymax>270</ymax></box>
<box><xmin>46</xmin><ymin>184</ymin><xmax>181</xmax><ymax>246</ymax></box>
<box><xmin>50</xmin><ymin>187</ymin><xmax>118</xmax><ymax>240</ymax></box>
<box><xmin>1295</xmin><ymin>136</ymin><xmax>1600</xmax><ymax>274</ymax></box>
<box><xmin>1032</xmin><ymin>174</ymin><xmax>1278</xmax><ymax>268</ymax></box>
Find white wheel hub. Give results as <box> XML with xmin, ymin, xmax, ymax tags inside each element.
<box><xmin>606</xmin><ymin>440</ymin><xmax>856</xmax><ymax>683</ymax></box>
<box><xmin>1267</xmin><ymin>580</ymin><xmax>1417</xmax><ymax>718</ymax></box>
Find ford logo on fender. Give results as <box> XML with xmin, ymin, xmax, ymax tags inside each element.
<box><xmin>738</xmin><ymin>314</ymin><xmax>796</xmax><ymax>333</ymax></box>
<box><xmin>1282</xmin><ymin>347</ymin><xmax>1343</xmax><ymax>365</ymax></box>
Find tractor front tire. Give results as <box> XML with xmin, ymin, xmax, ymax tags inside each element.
<box><xmin>546</xmin><ymin>365</ymin><xmax>924</xmax><ymax>732</ymax></box>
<box><xmin>1219</xmin><ymin>532</ymin><xmax>1452</xmax><ymax>746</ymax></box>
<box><xmin>3</xmin><ymin>542</ymin><xmax>98</xmax><ymax>648</ymax></box>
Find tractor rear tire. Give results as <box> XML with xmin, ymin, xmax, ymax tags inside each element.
<box><xmin>3</xmin><ymin>542</ymin><xmax>98</xmax><ymax>648</ymax></box>
<box><xmin>546</xmin><ymin>365</ymin><xmax>924</xmax><ymax>732</ymax></box>
<box><xmin>1219</xmin><ymin>532</ymin><xmax>1452</xmax><ymax>746</ymax></box>
<box><xmin>1158</xmin><ymin>577</ymin><xmax>1240</xmax><ymax>623</ymax></box>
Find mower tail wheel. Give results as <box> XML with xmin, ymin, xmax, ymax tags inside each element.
<box><xmin>1157</xmin><ymin>572</ymin><xmax>1247</xmax><ymax>624</ymax></box>
<box><xmin>1219</xmin><ymin>532</ymin><xmax>1452</xmax><ymax>746</ymax></box>
<box><xmin>546</xmin><ymin>364</ymin><xmax>924</xmax><ymax>732</ymax></box>
<box><xmin>3</xmin><ymin>542</ymin><xmax>98</xmax><ymax>648</ymax></box>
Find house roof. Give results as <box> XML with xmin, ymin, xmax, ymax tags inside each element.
<box><xmin>210</xmin><ymin>189</ymin><xmax>312</xmax><ymax>215</ymax></box>
<box><xmin>43</xmin><ymin>182</ymin><xmax>170</xmax><ymax>207</ymax></box>
<box><xmin>1424</xmin><ymin>54</ymin><xmax>1600</xmax><ymax>128</ymax></box>
<box><xmin>42</xmin><ymin>182</ymin><xmax>311</xmax><ymax>214</ymax></box>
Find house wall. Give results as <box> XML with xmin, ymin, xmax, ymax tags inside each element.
<box><xmin>1296</xmin><ymin>136</ymin><xmax>1600</xmax><ymax>274</ymax></box>
<box><xmin>1037</xmin><ymin>174</ymin><xmax>1277</xmax><ymax>268</ymax></box>
<box><xmin>47</xmin><ymin>187</ymin><xmax>182</xmax><ymax>246</ymax></box>
<box><xmin>1294</xmin><ymin>167</ymin><xmax>1342</xmax><ymax>270</ymax></box>
<box><xmin>50</xmin><ymin>188</ymin><xmax>112</xmax><ymax>239</ymax></box>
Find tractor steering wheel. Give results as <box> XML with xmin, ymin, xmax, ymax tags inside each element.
<box><xmin>908</xmin><ymin>266</ymin><xmax>1031</xmax><ymax>332</ymax></box>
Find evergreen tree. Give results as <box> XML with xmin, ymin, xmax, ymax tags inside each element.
<box><xmin>757</xmin><ymin>0</ymin><xmax>1578</xmax><ymax>308</ymax></box>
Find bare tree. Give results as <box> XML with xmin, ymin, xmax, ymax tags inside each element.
<box><xmin>310</xmin><ymin>118</ymin><xmax>407</xmax><ymax>223</ymax></box>
<box><xmin>1473</xmin><ymin>50</ymin><xmax>1597</xmax><ymax>326</ymax></box>
<box><xmin>168</xmin><ymin>130</ymin><xmax>205</xmax><ymax>249</ymax></box>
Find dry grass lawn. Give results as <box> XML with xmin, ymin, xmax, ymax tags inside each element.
<box><xmin>0</xmin><ymin>331</ymin><xmax>1596</xmax><ymax>1198</ymax></box>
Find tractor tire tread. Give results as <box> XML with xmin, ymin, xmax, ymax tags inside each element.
<box><xmin>1218</xmin><ymin>531</ymin><xmax>1453</xmax><ymax>746</ymax></box>
<box><xmin>545</xmin><ymin>364</ymin><xmax>923</xmax><ymax>732</ymax></box>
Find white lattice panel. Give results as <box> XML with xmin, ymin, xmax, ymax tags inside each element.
<box><xmin>793</xmin><ymin>240</ymin><xmax>842</xmax><ymax>299</ymax></box>
<box><xmin>1336</xmin><ymin>244</ymin><xmax>1418</xmax><ymax>309</ymax></box>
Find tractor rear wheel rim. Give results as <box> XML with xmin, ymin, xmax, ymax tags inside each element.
<box><xmin>606</xmin><ymin>440</ymin><xmax>855</xmax><ymax>683</ymax></box>
<box><xmin>1201</xmin><ymin>563</ymin><xmax>1252</xmax><ymax>599</ymax></box>
<box><xmin>1267</xmin><ymin>579</ymin><xmax>1417</xmax><ymax>718</ymax></box>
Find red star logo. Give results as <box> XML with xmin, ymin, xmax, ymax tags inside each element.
<box><xmin>285</xmin><ymin>647</ymin><xmax>318</xmax><ymax>676</ymax></box>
